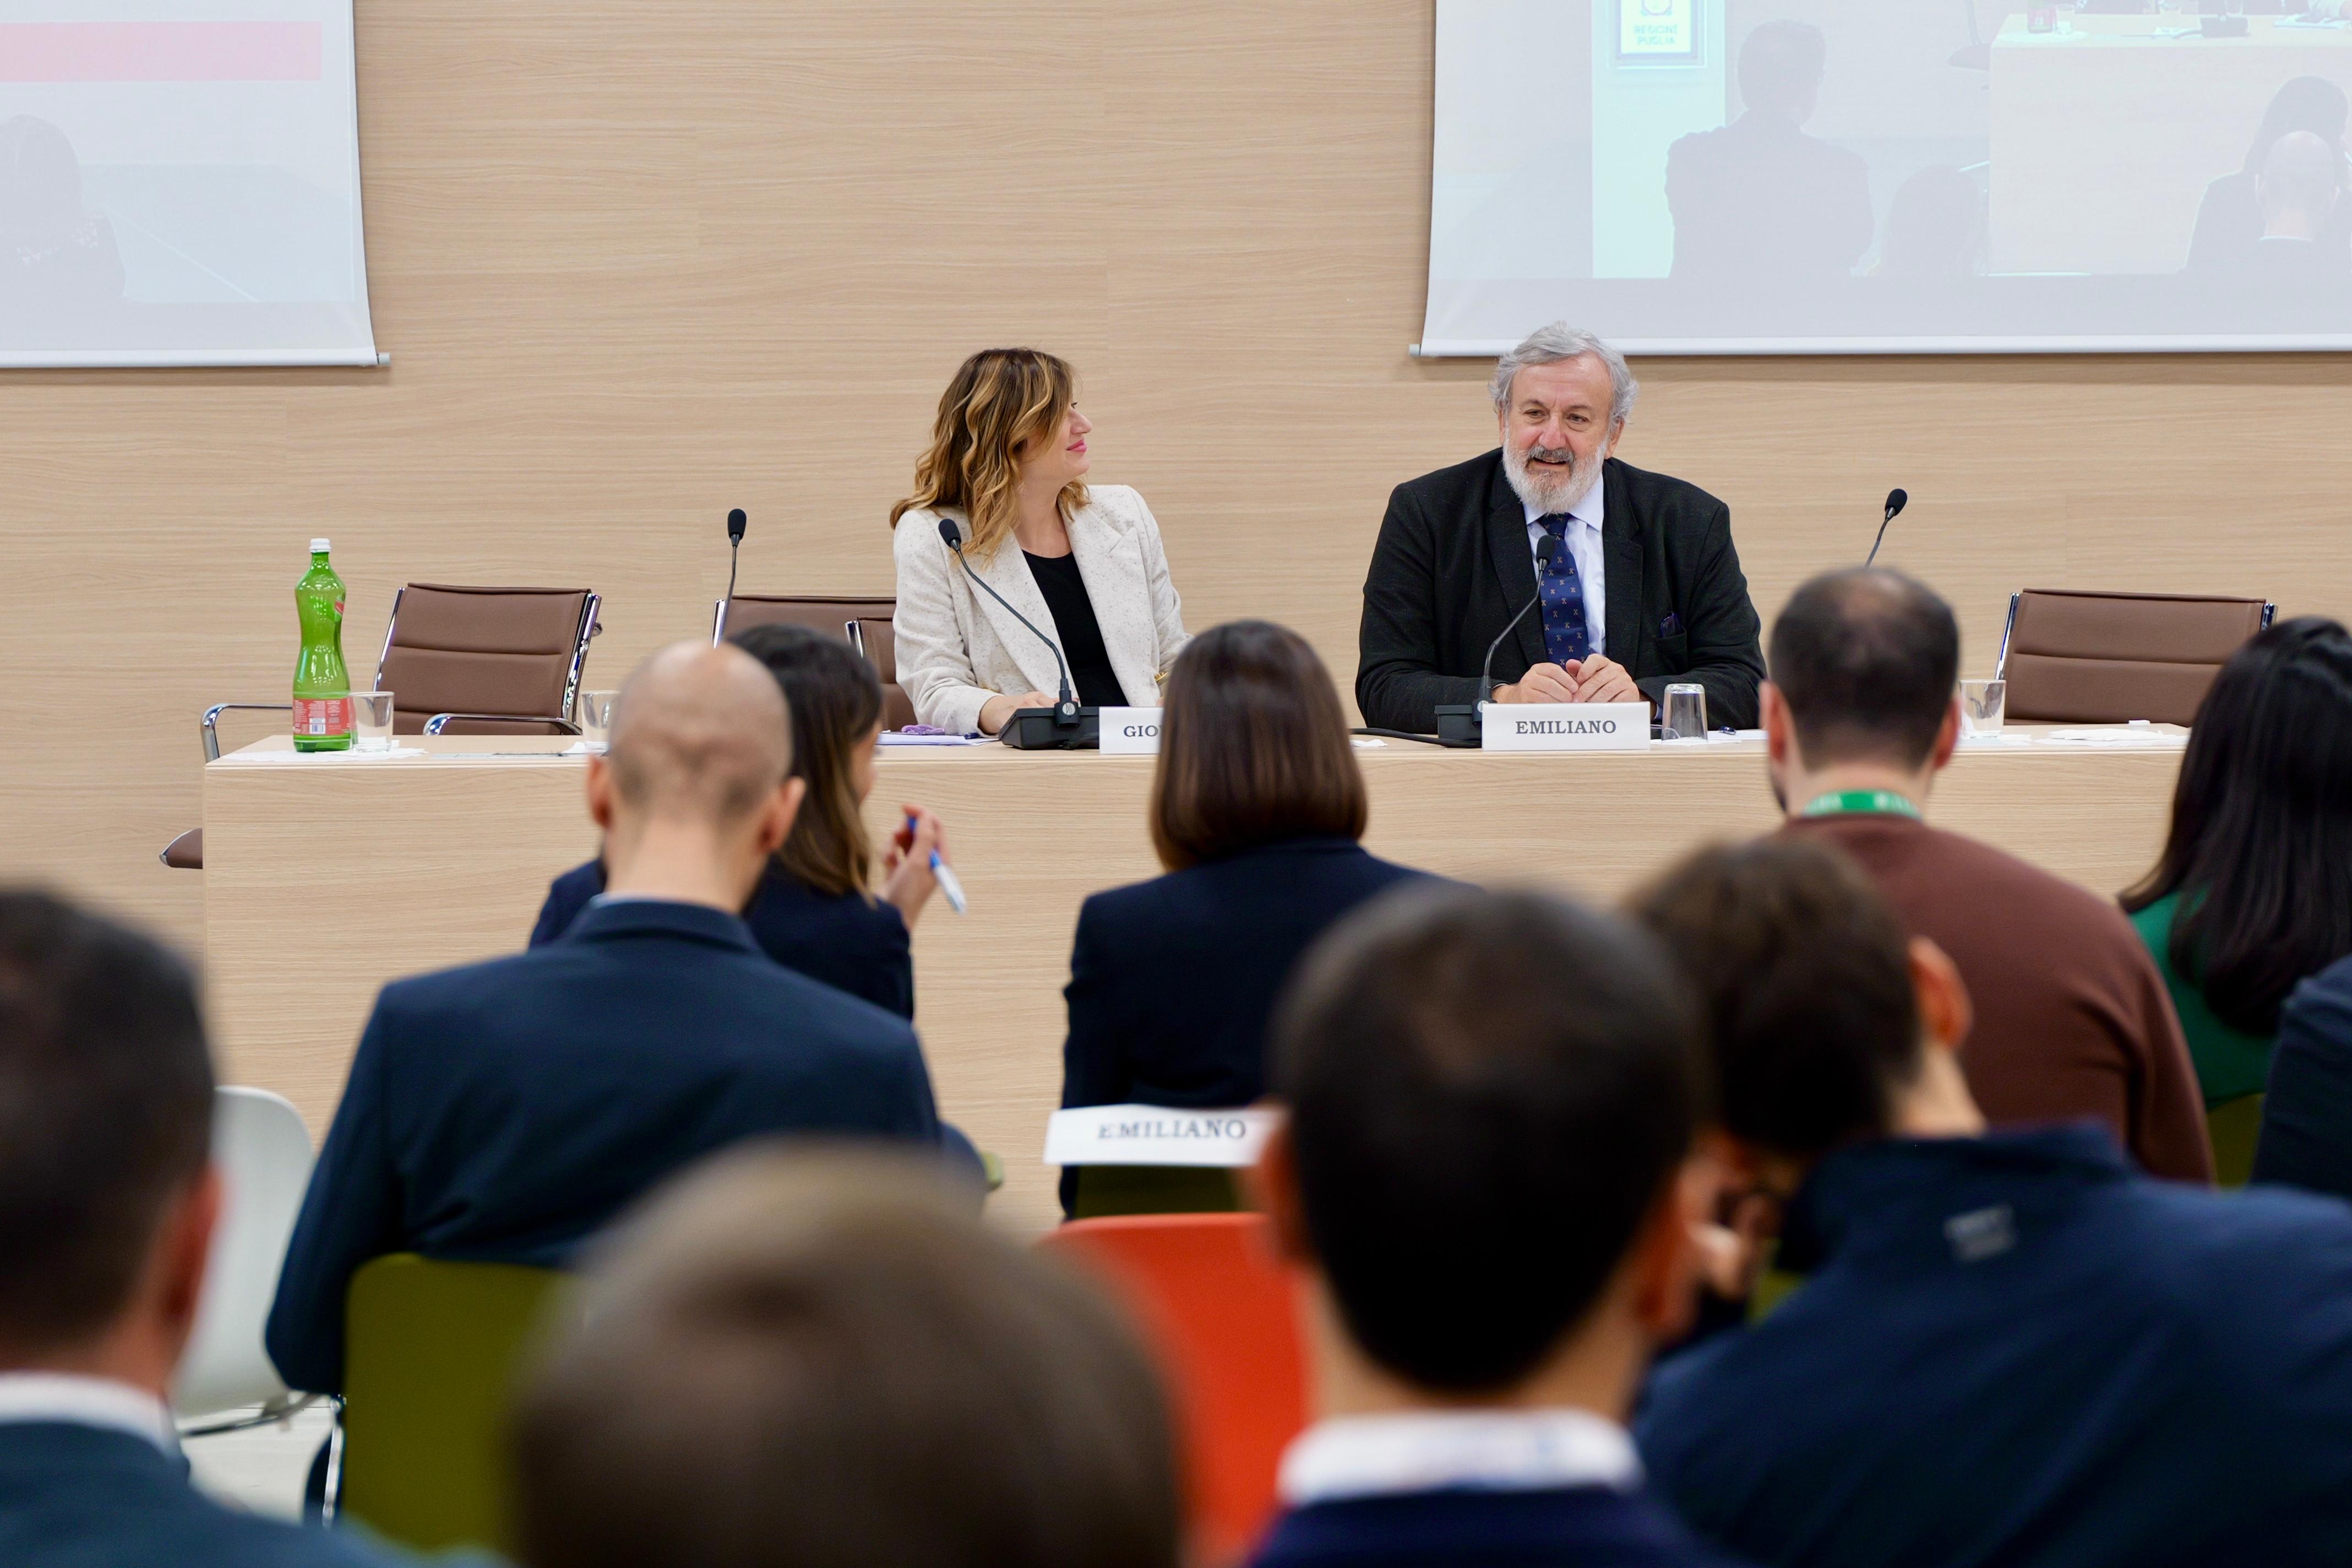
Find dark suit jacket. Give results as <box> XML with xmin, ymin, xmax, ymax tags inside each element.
<box><xmin>1248</xmin><ymin>1488</ymin><xmax>1745</xmax><ymax>1568</ymax></box>
<box><xmin>0</xmin><ymin>1422</ymin><xmax>399</xmax><ymax>1568</ymax></box>
<box><xmin>1357</xmin><ymin>453</ymin><xmax>1763</xmax><ymax>734</ymax></box>
<box><xmin>2255</xmin><ymin>954</ymin><xmax>2352</xmax><ymax>1201</ymax></box>
<box><xmin>531</xmin><ymin>857</ymin><xmax>913</xmax><ymax>1018</ymax></box>
<box><xmin>1058</xmin><ymin>835</ymin><xmax>1427</xmax><ymax>1213</ymax></box>
<box><xmin>266</xmin><ymin>899</ymin><xmax>943</xmax><ymax>1396</ymax></box>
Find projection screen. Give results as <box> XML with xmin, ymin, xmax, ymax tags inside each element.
<box><xmin>0</xmin><ymin>3</ymin><xmax>376</xmax><ymax>368</ymax></box>
<box><xmin>1423</xmin><ymin>0</ymin><xmax>2352</xmax><ymax>355</ymax></box>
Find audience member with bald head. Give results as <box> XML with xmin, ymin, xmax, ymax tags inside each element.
<box><xmin>267</xmin><ymin>642</ymin><xmax>951</xmax><ymax>1399</ymax></box>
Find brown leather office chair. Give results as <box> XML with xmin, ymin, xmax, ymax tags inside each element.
<box><xmin>163</xmin><ymin>584</ymin><xmax>600</xmax><ymax>869</ymax></box>
<box><xmin>1996</xmin><ymin>590</ymin><xmax>2274</xmax><ymax>727</ymax></box>
<box><xmin>713</xmin><ymin>594</ymin><xmax>916</xmax><ymax>731</ymax></box>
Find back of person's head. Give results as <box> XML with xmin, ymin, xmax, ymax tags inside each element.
<box><xmin>1768</xmin><ymin>568</ymin><xmax>1959</xmax><ymax>771</ymax></box>
<box><xmin>2247</xmin><ymin>75</ymin><xmax>2349</xmax><ymax>174</ymax></box>
<box><xmin>2126</xmin><ymin>617</ymin><xmax>2352</xmax><ymax>1035</ymax></box>
<box><xmin>2262</xmin><ymin>130</ymin><xmax>2340</xmax><ymax>227</ymax></box>
<box><xmin>890</xmin><ymin>347</ymin><xmax>1087</xmax><ymax>561</ymax></box>
<box><xmin>728</xmin><ymin>623</ymin><xmax>883</xmax><ymax>898</ymax></box>
<box><xmin>509</xmin><ymin>1147</ymin><xmax>1179</xmax><ymax>1568</ymax></box>
<box><xmin>1151</xmin><ymin>620</ymin><xmax>1366</xmax><ymax>872</ymax></box>
<box><xmin>0</xmin><ymin>890</ymin><xmax>213</xmax><ymax>1362</ymax></box>
<box><xmin>1738</xmin><ymin>20</ymin><xmax>1827</xmax><ymax>122</ymax></box>
<box><xmin>605</xmin><ymin>641</ymin><xmax>793</xmax><ymax>832</ymax></box>
<box><xmin>1631</xmin><ymin>839</ymin><xmax>1919</xmax><ymax>1160</ymax></box>
<box><xmin>1267</xmin><ymin>884</ymin><xmax>1705</xmax><ymax>1393</ymax></box>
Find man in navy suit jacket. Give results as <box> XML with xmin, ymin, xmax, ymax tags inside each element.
<box><xmin>1246</xmin><ymin>884</ymin><xmax>1746</xmax><ymax>1568</ymax></box>
<box><xmin>268</xmin><ymin>642</ymin><xmax>952</xmax><ymax>1397</ymax></box>
<box><xmin>1631</xmin><ymin>839</ymin><xmax>2352</xmax><ymax>1568</ymax></box>
<box><xmin>0</xmin><ymin>889</ymin><xmax>398</xmax><ymax>1567</ymax></box>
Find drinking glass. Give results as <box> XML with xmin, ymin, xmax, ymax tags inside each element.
<box><xmin>1961</xmin><ymin>678</ymin><xmax>2007</xmax><ymax>736</ymax></box>
<box><xmin>578</xmin><ymin>690</ymin><xmax>617</xmax><ymax>750</ymax></box>
<box><xmin>1660</xmin><ymin>683</ymin><xmax>1708</xmax><ymax>741</ymax></box>
<box><xmin>353</xmin><ymin>691</ymin><xmax>395</xmax><ymax>752</ymax></box>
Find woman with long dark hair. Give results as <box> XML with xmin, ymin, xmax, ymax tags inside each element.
<box><xmin>1056</xmin><ymin>620</ymin><xmax>1431</xmax><ymax>1214</ymax></box>
<box><xmin>531</xmin><ymin>623</ymin><xmax>953</xmax><ymax>1016</ymax></box>
<box><xmin>2121</xmin><ymin>617</ymin><xmax>2352</xmax><ymax>1106</ymax></box>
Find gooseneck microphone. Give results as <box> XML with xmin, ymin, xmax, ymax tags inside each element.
<box><xmin>936</xmin><ymin>518</ymin><xmax>1081</xmax><ymax>727</ymax></box>
<box><xmin>1479</xmin><ymin>532</ymin><xmax>1561</xmax><ymax>706</ymax></box>
<box><xmin>723</xmin><ymin>507</ymin><xmax>747</xmax><ymax>606</ymax></box>
<box><xmin>1432</xmin><ymin>533</ymin><xmax>1561</xmax><ymax>748</ymax></box>
<box><xmin>1866</xmin><ymin>488</ymin><xmax>1907</xmax><ymax>568</ymax></box>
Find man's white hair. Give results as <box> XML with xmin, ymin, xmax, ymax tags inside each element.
<box><xmin>1488</xmin><ymin>323</ymin><xmax>1640</xmax><ymax>427</ymax></box>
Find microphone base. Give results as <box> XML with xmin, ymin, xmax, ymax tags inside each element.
<box><xmin>1432</xmin><ymin>704</ymin><xmax>1485</xmax><ymax>749</ymax></box>
<box><xmin>999</xmin><ymin>706</ymin><xmax>1100</xmax><ymax>750</ymax></box>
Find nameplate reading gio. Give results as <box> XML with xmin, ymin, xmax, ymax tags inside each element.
<box><xmin>1480</xmin><ymin>701</ymin><xmax>1650</xmax><ymax>753</ymax></box>
<box><xmin>1043</xmin><ymin>1103</ymin><xmax>1283</xmax><ymax>1167</ymax></box>
<box><xmin>1097</xmin><ymin>707</ymin><xmax>1162</xmax><ymax>754</ymax></box>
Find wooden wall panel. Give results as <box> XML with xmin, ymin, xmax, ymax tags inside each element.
<box><xmin>1</xmin><ymin>0</ymin><xmax>2346</xmax><ymax>992</ymax></box>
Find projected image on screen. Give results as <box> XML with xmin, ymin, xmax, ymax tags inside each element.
<box><xmin>1424</xmin><ymin>0</ymin><xmax>2352</xmax><ymax>353</ymax></box>
<box><xmin>0</xmin><ymin>4</ymin><xmax>375</xmax><ymax>367</ymax></box>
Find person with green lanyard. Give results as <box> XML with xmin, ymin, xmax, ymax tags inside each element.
<box><xmin>1758</xmin><ymin>567</ymin><xmax>2213</xmax><ymax>1183</ymax></box>
<box><xmin>2120</xmin><ymin>618</ymin><xmax>2352</xmax><ymax>1111</ymax></box>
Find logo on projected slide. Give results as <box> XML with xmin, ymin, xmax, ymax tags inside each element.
<box><xmin>1620</xmin><ymin>0</ymin><xmax>1694</xmax><ymax>55</ymax></box>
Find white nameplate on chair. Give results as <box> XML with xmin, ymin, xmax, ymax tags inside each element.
<box><xmin>1097</xmin><ymin>707</ymin><xmax>1163</xmax><ymax>754</ymax></box>
<box><xmin>1481</xmin><ymin>701</ymin><xmax>1650</xmax><ymax>752</ymax></box>
<box><xmin>1044</xmin><ymin>1104</ymin><xmax>1283</xmax><ymax>1167</ymax></box>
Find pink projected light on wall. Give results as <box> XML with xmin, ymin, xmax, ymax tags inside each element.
<box><xmin>0</xmin><ymin>21</ymin><xmax>322</xmax><ymax>83</ymax></box>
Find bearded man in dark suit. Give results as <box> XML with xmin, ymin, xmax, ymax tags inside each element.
<box><xmin>1356</xmin><ymin>323</ymin><xmax>1765</xmax><ymax>735</ymax></box>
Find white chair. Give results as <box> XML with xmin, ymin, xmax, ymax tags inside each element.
<box><xmin>174</xmin><ymin>1086</ymin><xmax>316</xmax><ymax>1435</ymax></box>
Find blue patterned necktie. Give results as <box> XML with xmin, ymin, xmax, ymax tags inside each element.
<box><xmin>1537</xmin><ymin>514</ymin><xmax>1591</xmax><ymax>667</ymax></box>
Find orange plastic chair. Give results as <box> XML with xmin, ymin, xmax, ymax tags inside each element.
<box><xmin>1039</xmin><ymin>1213</ymin><xmax>1309</xmax><ymax>1567</ymax></box>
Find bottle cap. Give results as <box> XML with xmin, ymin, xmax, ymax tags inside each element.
<box><xmin>310</xmin><ymin>538</ymin><xmax>331</xmax><ymax>554</ymax></box>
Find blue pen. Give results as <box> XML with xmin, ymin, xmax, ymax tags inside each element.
<box><xmin>910</xmin><ymin>812</ymin><xmax>967</xmax><ymax>914</ymax></box>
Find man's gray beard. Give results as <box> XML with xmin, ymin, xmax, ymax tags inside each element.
<box><xmin>1502</xmin><ymin>440</ymin><xmax>1605</xmax><ymax>517</ymax></box>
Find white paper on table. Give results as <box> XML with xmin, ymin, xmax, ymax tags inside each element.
<box><xmin>1044</xmin><ymin>1103</ymin><xmax>1286</xmax><ymax>1167</ymax></box>
<box><xmin>1351</xmin><ymin>736</ymin><xmax>1388</xmax><ymax>749</ymax></box>
<box><xmin>879</xmin><ymin>732</ymin><xmax>992</xmax><ymax>747</ymax></box>
<box><xmin>227</xmin><ymin>746</ymin><xmax>430</xmax><ymax>764</ymax></box>
<box><xmin>2036</xmin><ymin>727</ymin><xmax>2187</xmax><ymax>749</ymax></box>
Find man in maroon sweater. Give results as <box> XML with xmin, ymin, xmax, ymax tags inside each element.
<box><xmin>1759</xmin><ymin>568</ymin><xmax>2211</xmax><ymax>1182</ymax></box>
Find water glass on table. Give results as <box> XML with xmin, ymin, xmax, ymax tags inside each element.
<box><xmin>578</xmin><ymin>690</ymin><xmax>617</xmax><ymax>750</ymax></box>
<box><xmin>1961</xmin><ymin>678</ymin><xmax>2006</xmax><ymax>736</ymax></box>
<box><xmin>1661</xmin><ymin>683</ymin><xmax>1708</xmax><ymax>741</ymax></box>
<box><xmin>353</xmin><ymin>692</ymin><xmax>396</xmax><ymax>752</ymax></box>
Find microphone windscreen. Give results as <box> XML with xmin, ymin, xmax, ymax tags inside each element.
<box><xmin>726</xmin><ymin>507</ymin><xmax>747</xmax><ymax>542</ymax></box>
<box><xmin>1885</xmin><ymin>488</ymin><xmax>1908</xmax><ymax>520</ymax></box>
<box><xmin>1536</xmin><ymin>533</ymin><xmax>1560</xmax><ymax>563</ymax></box>
<box><xmin>937</xmin><ymin>518</ymin><xmax>963</xmax><ymax>549</ymax></box>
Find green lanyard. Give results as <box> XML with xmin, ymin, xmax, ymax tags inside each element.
<box><xmin>1800</xmin><ymin>789</ymin><xmax>1923</xmax><ymax>820</ymax></box>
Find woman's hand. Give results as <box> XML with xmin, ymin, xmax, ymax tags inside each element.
<box><xmin>978</xmin><ymin>690</ymin><xmax>1055</xmax><ymax>736</ymax></box>
<box><xmin>881</xmin><ymin>805</ymin><xmax>949</xmax><ymax>927</ymax></box>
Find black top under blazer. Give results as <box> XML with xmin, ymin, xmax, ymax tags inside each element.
<box><xmin>266</xmin><ymin>899</ymin><xmax>944</xmax><ymax>1396</ymax></box>
<box><xmin>1059</xmin><ymin>835</ymin><xmax>1428</xmax><ymax>1211</ymax></box>
<box><xmin>0</xmin><ymin>1423</ymin><xmax>398</xmax><ymax>1568</ymax></box>
<box><xmin>531</xmin><ymin>858</ymin><xmax>913</xmax><ymax>1018</ymax></box>
<box><xmin>1356</xmin><ymin>451</ymin><xmax>1766</xmax><ymax>734</ymax></box>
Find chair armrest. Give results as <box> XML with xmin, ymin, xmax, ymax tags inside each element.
<box><xmin>202</xmin><ymin>703</ymin><xmax>292</xmax><ymax>763</ymax></box>
<box><xmin>422</xmin><ymin>712</ymin><xmax>583</xmax><ymax>737</ymax></box>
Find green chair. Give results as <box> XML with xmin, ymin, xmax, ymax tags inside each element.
<box><xmin>337</xmin><ymin>1254</ymin><xmax>570</xmax><ymax>1554</ymax></box>
<box><xmin>1069</xmin><ymin>1165</ymin><xmax>1244</xmax><ymax>1219</ymax></box>
<box><xmin>2207</xmin><ymin>1093</ymin><xmax>2267</xmax><ymax>1190</ymax></box>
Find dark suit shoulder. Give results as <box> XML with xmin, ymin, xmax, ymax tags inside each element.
<box><xmin>1081</xmin><ymin>840</ymin><xmax>1422</xmax><ymax>938</ymax></box>
<box><xmin>1609</xmin><ymin>459</ymin><xmax>1728</xmax><ymax>526</ymax></box>
<box><xmin>1390</xmin><ymin>448</ymin><xmax>1506</xmax><ymax>511</ymax></box>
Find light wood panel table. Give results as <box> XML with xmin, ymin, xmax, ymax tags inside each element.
<box><xmin>204</xmin><ymin>730</ymin><xmax>2185</xmax><ymax>1232</ymax></box>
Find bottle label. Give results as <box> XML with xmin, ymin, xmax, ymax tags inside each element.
<box><xmin>293</xmin><ymin>698</ymin><xmax>352</xmax><ymax>737</ymax></box>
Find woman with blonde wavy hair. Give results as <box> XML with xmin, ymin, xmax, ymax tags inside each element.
<box><xmin>891</xmin><ymin>348</ymin><xmax>1190</xmax><ymax>736</ymax></box>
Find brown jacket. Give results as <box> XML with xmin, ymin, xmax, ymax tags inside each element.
<box><xmin>1785</xmin><ymin>813</ymin><xmax>2213</xmax><ymax>1183</ymax></box>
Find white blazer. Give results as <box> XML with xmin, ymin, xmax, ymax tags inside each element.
<box><xmin>892</xmin><ymin>484</ymin><xmax>1190</xmax><ymax>735</ymax></box>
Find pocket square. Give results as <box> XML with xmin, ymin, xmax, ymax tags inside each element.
<box><xmin>1659</xmin><ymin>611</ymin><xmax>1683</xmax><ymax>636</ymax></box>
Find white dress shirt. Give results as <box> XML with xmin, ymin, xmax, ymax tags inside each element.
<box><xmin>0</xmin><ymin>1372</ymin><xmax>176</xmax><ymax>1452</ymax></box>
<box><xmin>1276</xmin><ymin>1408</ymin><xmax>1642</xmax><ymax>1506</ymax></box>
<box><xmin>1522</xmin><ymin>489</ymin><xmax>1607</xmax><ymax>658</ymax></box>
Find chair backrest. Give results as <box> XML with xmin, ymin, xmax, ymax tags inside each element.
<box><xmin>1997</xmin><ymin>590</ymin><xmax>2272</xmax><ymax>726</ymax></box>
<box><xmin>1038</xmin><ymin>1213</ymin><xmax>1306</xmax><ymax>1565</ymax></box>
<box><xmin>172</xmin><ymin>1088</ymin><xmax>312</xmax><ymax>1420</ymax></box>
<box><xmin>714</xmin><ymin>594</ymin><xmax>914</xmax><ymax>731</ymax></box>
<box><xmin>340</xmin><ymin>1254</ymin><xmax>570</xmax><ymax>1553</ymax></box>
<box><xmin>375</xmin><ymin>583</ymin><xmax>598</xmax><ymax>736</ymax></box>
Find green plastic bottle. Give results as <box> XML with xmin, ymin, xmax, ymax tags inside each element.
<box><xmin>292</xmin><ymin>538</ymin><xmax>352</xmax><ymax>753</ymax></box>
